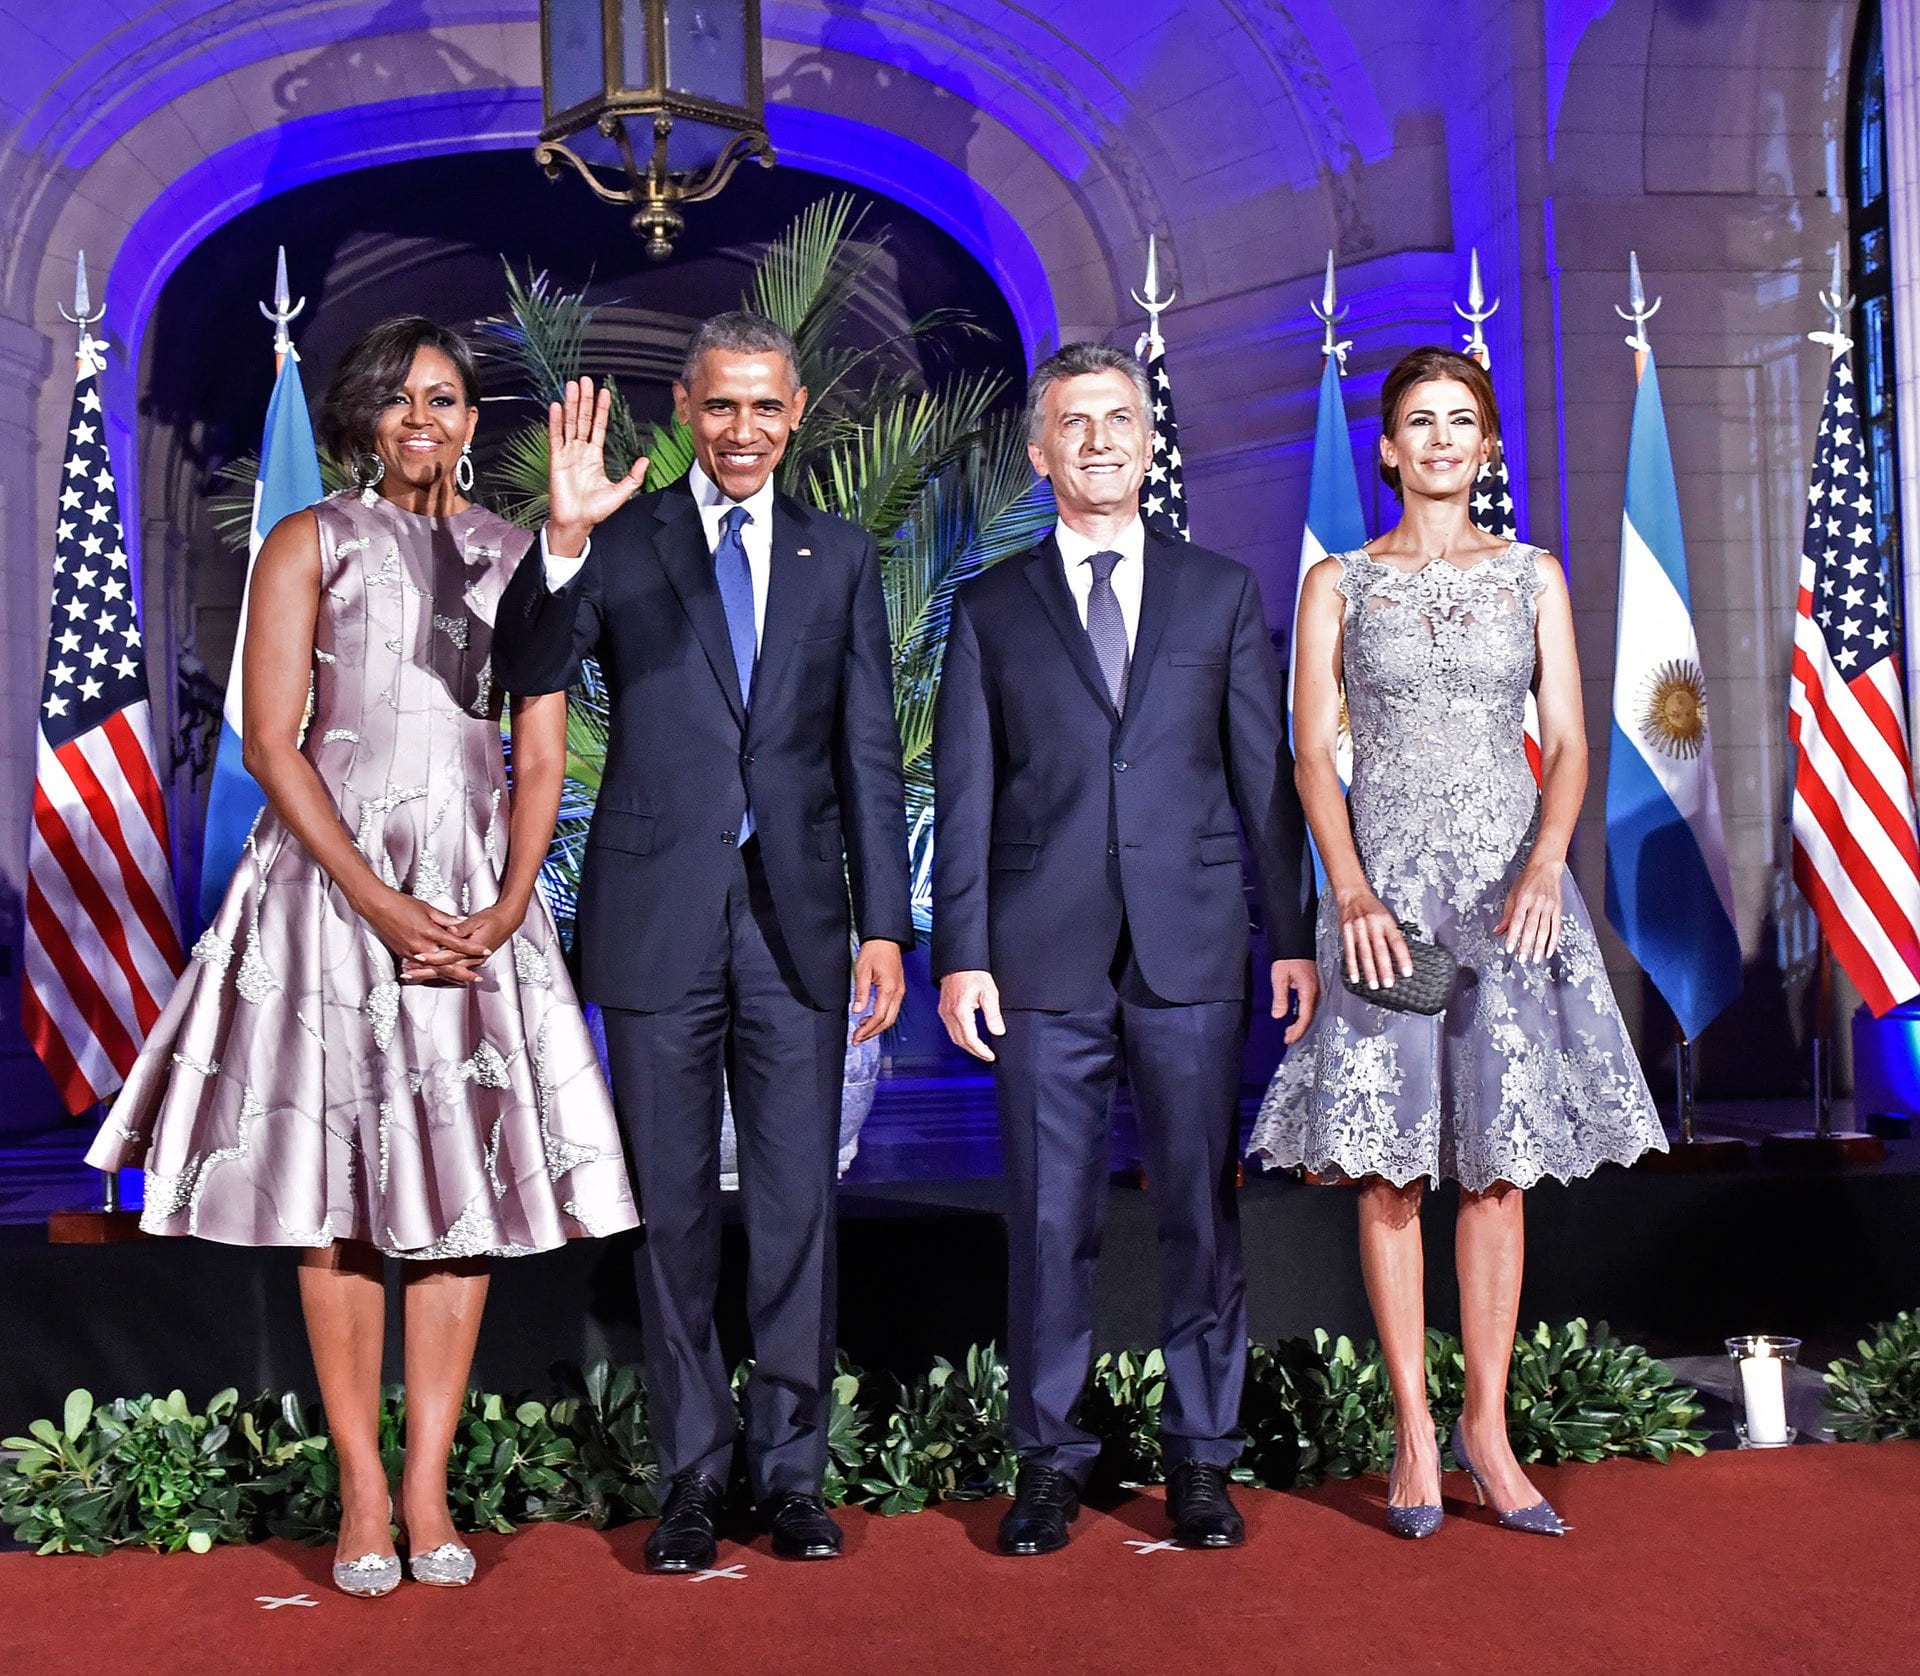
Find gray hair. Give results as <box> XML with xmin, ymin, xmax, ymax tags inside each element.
<box><xmin>678</xmin><ymin>310</ymin><xmax>801</xmax><ymax>391</ymax></box>
<box><xmin>1024</xmin><ymin>341</ymin><xmax>1151</xmax><ymax>441</ymax></box>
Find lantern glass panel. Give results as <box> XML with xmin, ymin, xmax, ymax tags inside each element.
<box><xmin>545</xmin><ymin>0</ymin><xmax>605</xmax><ymax>119</ymax></box>
<box><xmin>665</xmin><ymin>116</ymin><xmax>734</xmax><ymax>172</ymax></box>
<box><xmin>665</xmin><ymin>1</ymin><xmax>749</xmax><ymax>107</ymax></box>
<box><xmin>619</xmin><ymin>0</ymin><xmax>656</xmax><ymax>93</ymax></box>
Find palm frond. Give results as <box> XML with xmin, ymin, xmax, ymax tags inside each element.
<box><xmin>747</xmin><ymin>193</ymin><xmax>869</xmax><ymax>348</ymax></box>
<box><xmin>808</xmin><ymin>371</ymin><xmax>1008</xmax><ymax>540</ymax></box>
<box><xmin>207</xmin><ymin>449</ymin><xmax>351</xmax><ymax>555</ymax></box>
<box><xmin>889</xmin><ymin>415</ymin><xmax>1055</xmax><ymax>789</ymax></box>
<box><xmin>642</xmin><ymin>415</ymin><xmax>696</xmax><ymax>490</ymax></box>
<box><xmin>471</xmin><ymin>264</ymin><xmax>595</xmax><ymax>403</ymax></box>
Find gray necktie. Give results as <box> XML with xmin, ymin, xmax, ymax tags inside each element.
<box><xmin>1085</xmin><ymin>549</ymin><xmax>1130</xmax><ymax>712</ymax></box>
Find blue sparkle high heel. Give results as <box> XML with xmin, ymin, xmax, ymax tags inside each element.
<box><xmin>1448</xmin><ymin>1421</ymin><xmax>1567</xmax><ymax>1537</ymax></box>
<box><xmin>1384</xmin><ymin>1430</ymin><xmax>1444</xmax><ymax>1539</ymax></box>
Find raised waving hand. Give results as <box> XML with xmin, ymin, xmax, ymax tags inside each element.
<box><xmin>546</xmin><ymin>376</ymin><xmax>649</xmax><ymax>549</ymax></box>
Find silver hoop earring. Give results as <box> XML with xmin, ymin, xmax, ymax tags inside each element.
<box><xmin>359</xmin><ymin>453</ymin><xmax>386</xmax><ymax>506</ymax></box>
<box><xmin>456</xmin><ymin>444</ymin><xmax>475</xmax><ymax>495</ymax></box>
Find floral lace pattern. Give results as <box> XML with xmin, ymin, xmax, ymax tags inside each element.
<box><xmin>1251</xmin><ymin>544</ymin><xmax>1665</xmax><ymax>1191</ymax></box>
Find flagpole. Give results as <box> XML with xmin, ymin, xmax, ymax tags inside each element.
<box><xmin>1764</xmin><ymin>247</ymin><xmax>1886</xmax><ymax>1167</ymax></box>
<box><xmin>40</xmin><ymin>256</ymin><xmax>152</xmax><ymax>1241</ymax></box>
<box><xmin>1607</xmin><ymin>252</ymin><xmax>1748</xmax><ymax>1171</ymax></box>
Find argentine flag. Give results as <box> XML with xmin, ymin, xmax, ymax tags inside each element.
<box><xmin>1603</xmin><ymin>352</ymin><xmax>1743</xmax><ymax>1039</ymax></box>
<box><xmin>1287</xmin><ymin>353</ymin><xmax>1369</xmax><ymax>780</ymax></box>
<box><xmin>198</xmin><ymin>352</ymin><xmax>323</xmax><ymax>924</ymax></box>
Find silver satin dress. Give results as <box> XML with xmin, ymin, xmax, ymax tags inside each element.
<box><xmin>1250</xmin><ymin>543</ymin><xmax>1665</xmax><ymax>1191</ymax></box>
<box><xmin>87</xmin><ymin>493</ymin><xmax>639</xmax><ymax>1257</ymax></box>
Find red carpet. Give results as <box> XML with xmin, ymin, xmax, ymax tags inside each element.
<box><xmin>6</xmin><ymin>1444</ymin><xmax>1915</xmax><ymax>1676</ymax></box>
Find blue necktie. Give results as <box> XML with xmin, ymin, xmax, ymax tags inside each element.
<box><xmin>714</xmin><ymin>504</ymin><xmax>757</xmax><ymax>841</ymax></box>
<box><xmin>1085</xmin><ymin>549</ymin><xmax>1131</xmax><ymax>712</ymax></box>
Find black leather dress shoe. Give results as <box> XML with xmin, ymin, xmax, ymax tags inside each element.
<box><xmin>645</xmin><ymin>1471</ymin><xmax>726</xmax><ymax>1574</ymax></box>
<box><xmin>997</xmin><ymin>1464</ymin><xmax>1081</xmax><ymax>1556</ymax></box>
<box><xmin>1166</xmin><ymin>1461</ymin><xmax>1246</xmax><ymax>1548</ymax></box>
<box><xmin>763</xmin><ymin>1493</ymin><xmax>844</xmax><ymax>1560</ymax></box>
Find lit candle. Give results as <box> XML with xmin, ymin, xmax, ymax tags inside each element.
<box><xmin>1739</xmin><ymin>1341</ymin><xmax>1790</xmax><ymax>1445</ymax></box>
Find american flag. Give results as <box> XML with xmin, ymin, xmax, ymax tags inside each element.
<box><xmin>1465</xmin><ymin>369</ymin><xmax>1541</xmax><ymax>781</ymax></box>
<box><xmin>1471</xmin><ymin>453</ymin><xmax>1516</xmax><ymax>541</ymax></box>
<box><xmin>1789</xmin><ymin>349</ymin><xmax>1920</xmax><ymax>1015</ymax></box>
<box><xmin>1140</xmin><ymin>339</ymin><xmax>1187</xmax><ymax>539</ymax></box>
<box><xmin>21</xmin><ymin>325</ymin><xmax>184</xmax><ymax>1112</ymax></box>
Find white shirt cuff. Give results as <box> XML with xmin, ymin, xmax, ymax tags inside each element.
<box><xmin>539</xmin><ymin>530</ymin><xmax>591</xmax><ymax>591</ymax></box>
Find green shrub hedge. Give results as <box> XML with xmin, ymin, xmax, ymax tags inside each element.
<box><xmin>1</xmin><ymin>1318</ymin><xmax>1704</xmax><ymax>1555</ymax></box>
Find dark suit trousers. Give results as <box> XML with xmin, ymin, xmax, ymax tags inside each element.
<box><xmin>994</xmin><ymin>935</ymin><xmax>1249</xmax><ymax>1481</ymax></box>
<box><xmin>600</xmin><ymin>841</ymin><xmax>847</xmax><ymax>1500</ymax></box>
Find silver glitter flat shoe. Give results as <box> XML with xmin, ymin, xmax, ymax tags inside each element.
<box><xmin>406</xmin><ymin>1540</ymin><xmax>477</xmax><ymax>1587</ymax></box>
<box><xmin>332</xmin><ymin>1551</ymin><xmax>403</xmax><ymax>1597</ymax></box>
<box><xmin>1449</xmin><ymin>1422</ymin><xmax>1568</xmax><ymax>1537</ymax></box>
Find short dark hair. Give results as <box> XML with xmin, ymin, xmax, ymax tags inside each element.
<box><xmin>1377</xmin><ymin>346</ymin><xmax>1502</xmax><ymax>495</ymax></box>
<box><xmin>1024</xmin><ymin>342</ymin><xmax>1150</xmax><ymax>441</ymax></box>
<box><xmin>318</xmin><ymin>316</ymin><xmax>480</xmax><ymax>468</ymax></box>
<box><xmin>678</xmin><ymin>311</ymin><xmax>801</xmax><ymax>390</ymax></box>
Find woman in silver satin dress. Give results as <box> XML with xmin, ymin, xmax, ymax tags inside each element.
<box><xmin>89</xmin><ymin>318</ymin><xmax>638</xmax><ymax>1594</ymax></box>
<box><xmin>1251</xmin><ymin>347</ymin><xmax>1662</xmax><ymax>1540</ymax></box>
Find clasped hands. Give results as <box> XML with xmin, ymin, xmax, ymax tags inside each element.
<box><xmin>1338</xmin><ymin>851</ymin><xmax>1565</xmax><ymax>991</ymax></box>
<box><xmin>356</xmin><ymin>884</ymin><xmax>519</xmax><ymax>987</ymax></box>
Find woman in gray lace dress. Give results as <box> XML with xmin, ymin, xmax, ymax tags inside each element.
<box><xmin>88</xmin><ymin>319</ymin><xmax>638</xmax><ymax>1593</ymax></box>
<box><xmin>1251</xmin><ymin>347</ymin><xmax>1663</xmax><ymax>1539</ymax></box>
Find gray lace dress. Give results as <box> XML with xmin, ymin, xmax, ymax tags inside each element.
<box><xmin>86</xmin><ymin>493</ymin><xmax>639</xmax><ymax>1256</ymax></box>
<box><xmin>1249</xmin><ymin>543</ymin><xmax>1665</xmax><ymax>1191</ymax></box>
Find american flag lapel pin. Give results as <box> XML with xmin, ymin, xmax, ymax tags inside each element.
<box><xmin>797</xmin><ymin>547</ymin><xmax>812</xmax><ymax>556</ymax></box>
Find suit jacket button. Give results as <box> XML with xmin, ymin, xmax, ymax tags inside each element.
<box><xmin>1112</xmin><ymin>759</ymin><xmax>1129</xmax><ymax>772</ymax></box>
<box><xmin>722</xmin><ymin>831</ymin><xmax>737</xmax><ymax>846</ymax></box>
<box><xmin>1107</xmin><ymin>843</ymin><xmax>1119</xmax><ymax>857</ymax></box>
<box><xmin>742</xmin><ymin>754</ymin><xmax>755</xmax><ymax>767</ymax></box>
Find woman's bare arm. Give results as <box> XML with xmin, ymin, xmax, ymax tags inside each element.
<box><xmin>1293</xmin><ymin>557</ymin><xmax>1411</xmax><ymax>990</ymax></box>
<box><xmin>240</xmin><ymin>511</ymin><xmax>485</xmax><ymax>976</ymax></box>
<box><xmin>1496</xmin><ymin>554</ymin><xmax>1588</xmax><ymax>960</ymax></box>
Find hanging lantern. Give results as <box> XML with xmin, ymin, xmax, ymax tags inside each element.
<box><xmin>535</xmin><ymin>0</ymin><xmax>775</xmax><ymax>259</ymax></box>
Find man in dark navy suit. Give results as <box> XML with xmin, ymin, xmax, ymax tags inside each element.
<box><xmin>495</xmin><ymin>314</ymin><xmax>912</xmax><ymax>1572</ymax></box>
<box><xmin>932</xmin><ymin>342</ymin><xmax>1317</xmax><ymax>1554</ymax></box>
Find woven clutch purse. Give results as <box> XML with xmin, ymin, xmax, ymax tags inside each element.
<box><xmin>1342</xmin><ymin>921</ymin><xmax>1458</xmax><ymax>1016</ymax></box>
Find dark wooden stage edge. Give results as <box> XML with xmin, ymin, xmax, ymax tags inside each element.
<box><xmin>4</xmin><ymin>1142</ymin><xmax>1918</xmax><ymax>1434</ymax></box>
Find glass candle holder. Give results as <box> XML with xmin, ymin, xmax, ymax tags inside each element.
<box><xmin>1725</xmin><ymin>1335</ymin><xmax>1801</xmax><ymax>1447</ymax></box>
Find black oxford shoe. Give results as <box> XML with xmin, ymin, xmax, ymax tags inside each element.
<box><xmin>645</xmin><ymin>1471</ymin><xmax>726</xmax><ymax>1574</ymax></box>
<box><xmin>997</xmin><ymin>1463</ymin><xmax>1081</xmax><ymax>1556</ymax></box>
<box><xmin>763</xmin><ymin>1492</ymin><xmax>844</xmax><ymax>1560</ymax></box>
<box><xmin>1166</xmin><ymin>1460</ymin><xmax>1246</xmax><ymax>1548</ymax></box>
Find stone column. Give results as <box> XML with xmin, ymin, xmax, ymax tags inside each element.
<box><xmin>0</xmin><ymin>314</ymin><xmax>63</xmax><ymax>1136</ymax></box>
<box><xmin>1883</xmin><ymin>0</ymin><xmax>1920</xmax><ymax>732</ymax></box>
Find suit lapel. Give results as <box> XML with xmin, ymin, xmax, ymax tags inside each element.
<box><xmin>1024</xmin><ymin>538</ymin><xmax>1119</xmax><ymax>724</ymax></box>
<box><xmin>652</xmin><ymin>490</ymin><xmax>745</xmax><ymax>725</ymax></box>
<box><xmin>748</xmin><ymin>495</ymin><xmax>818</xmax><ymax>722</ymax></box>
<box><xmin>1114</xmin><ymin>534</ymin><xmax>1179</xmax><ymax>738</ymax></box>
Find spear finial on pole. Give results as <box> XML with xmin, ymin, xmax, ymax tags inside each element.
<box><xmin>1311</xmin><ymin>250</ymin><xmax>1352</xmax><ymax>372</ymax></box>
<box><xmin>58</xmin><ymin>251</ymin><xmax>107</xmax><ymax>376</ymax></box>
<box><xmin>1454</xmin><ymin>247</ymin><xmax>1500</xmax><ymax>368</ymax></box>
<box><xmin>1131</xmin><ymin>235</ymin><xmax>1177</xmax><ymax>359</ymax></box>
<box><xmin>259</xmin><ymin>245</ymin><xmax>307</xmax><ymax>364</ymax></box>
<box><xmin>1809</xmin><ymin>241</ymin><xmax>1855</xmax><ymax>360</ymax></box>
<box><xmin>1615</xmin><ymin>250</ymin><xmax>1662</xmax><ymax>375</ymax></box>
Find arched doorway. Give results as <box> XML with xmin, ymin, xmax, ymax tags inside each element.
<box><xmin>136</xmin><ymin>151</ymin><xmax>1031</xmax><ymax>879</ymax></box>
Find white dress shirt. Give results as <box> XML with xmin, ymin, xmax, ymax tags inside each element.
<box><xmin>1054</xmin><ymin>516</ymin><xmax>1145</xmax><ymax>653</ymax></box>
<box><xmin>540</xmin><ymin>462</ymin><xmax>777</xmax><ymax>645</ymax></box>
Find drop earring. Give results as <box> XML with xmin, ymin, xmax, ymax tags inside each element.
<box><xmin>456</xmin><ymin>442</ymin><xmax>475</xmax><ymax>495</ymax></box>
<box><xmin>359</xmin><ymin>454</ymin><xmax>386</xmax><ymax>507</ymax></box>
